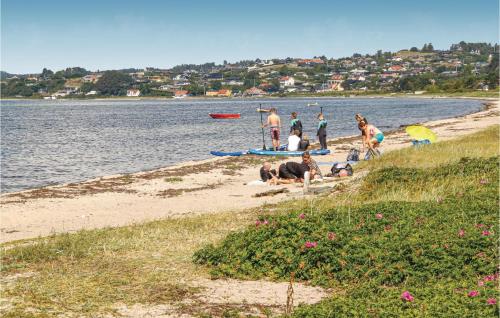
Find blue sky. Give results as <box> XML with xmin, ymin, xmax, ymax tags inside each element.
<box><xmin>1</xmin><ymin>0</ymin><xmax>498</xmax><ymax>73</ymax></box>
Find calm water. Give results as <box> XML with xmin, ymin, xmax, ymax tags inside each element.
<box><xmin>1</xmin><ymin>97</ymin><xmax>482</xmax><ymax>193</ymax></box>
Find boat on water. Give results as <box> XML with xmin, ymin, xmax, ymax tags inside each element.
<box><xmin>307</xmin><ymin>102</ymin><xmax>319</xmax><ymax>106</ymax></box>
<box><xmin>209</xmin><ymin>113</ymin><xmax>241</xmax><ymax>119</ymax></box>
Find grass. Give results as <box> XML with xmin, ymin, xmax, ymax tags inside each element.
<box><xmin>164</xmin><ymin>177</ymin><xmax>183</xmax><ymax>183</ymax></box>
<box><xmin>1</xmin><ymin>125</ymin><xmax>499</xmax><ymax>317</ymax></box>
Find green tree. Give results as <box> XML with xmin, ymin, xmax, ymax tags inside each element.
<box><xmin>41</xmin><ymin>68</ymin><xmax>54</xmax><ymax>79</ymax></box>
<box><xmin>80</xmin><ymin>82</ymin><xmax>95</xmax><ymax>93</ymax></box>
<box><xmin>410</xmin><ymin>47</ymin><xmax>419</xmax><ymax>52</ymax></box>
<box><xmin>211</xmin><ymin>81</ymin><xmax>222</xmax><ymax>90</ymax></box>
<box><xmin>95</xmin><ymin>71</ymin><xmax>133</xmax><ymax>96</ymax></box>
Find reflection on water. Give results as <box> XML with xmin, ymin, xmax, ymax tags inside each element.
<box><xmin>1</xmin><ymin>98</ymin><xmax>481</xmax><ymax>193</ymax></box>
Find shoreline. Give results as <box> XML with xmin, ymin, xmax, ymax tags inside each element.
<box><xmin>0</xmin><ymin>97</ymin><xmax>490</xmax><ymax>196</ymax></box>
<box><xmin>1</xmin><ymin>92</ymin><xmax>497</xmax><ymax>102</ymax></box>
<box><xmin>0</xmin><ymin>97</ymin><xmax>498</xmax><ymax>243</ymax></box>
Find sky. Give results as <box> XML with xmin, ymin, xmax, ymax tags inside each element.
<box><xmin>1</xmin><ymin>0</ymin><xmax>499</xmax><ymax>74</ymax></box>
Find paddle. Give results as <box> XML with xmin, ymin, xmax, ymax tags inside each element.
<box><xmin>259</xmin><ymin>103</ymin><xmax>266</xmax><ymax>150</ymax></box>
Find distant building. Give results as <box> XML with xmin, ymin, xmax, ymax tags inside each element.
<box><xmin>82</xmin><ymin>74</ymin><xmax>102</xmax><ymax>83</ymax></box>
<box><xmin>217</xmin><ymin>89</ymin><xmax>232</xmax><ymax>97</ymax></box>
<box><xmin>244</xmin><ymin>87</ymin><xmax>267</xmax><ymax>96</ymax></box>
<box><xmin>85</xmin><ymin>90</ymin><xmax>97</xmax><ymax>96</ymax></box>
<box><xmin>205</xmin><ymin>91</ymin><xmax>219</xmax><ymax>97</ymax></box>
<box><xmin>297</xmin><ymin>58</ymin><xmax>325</xmax><ymax>66</ymax></box>
<box><xmin>174</xmin><ymin>90</ymin><xmax>189</xmax><ymax>98</ymax></box>
<box><xmin>279</xmin><ymin>76</ymin><xmax>295</xmax><ymax>88</ymax></box>
<box><xmin>127</xmin><ymin>89</ymin><xmax>141</xmax><ymax>97</ymax></box>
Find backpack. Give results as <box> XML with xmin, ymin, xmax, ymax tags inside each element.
<box><xmin>346</xmin><ymin>148</ymin><xmax>360</xmax><ymax>162</ymax></box>
<box><xmin>331</xmin><ymin>162</ymin><xmax>353</xmax><ymax>177</ymax></box>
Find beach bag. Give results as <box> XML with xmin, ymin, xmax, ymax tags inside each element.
<box><xmin>331</xmin><ymin>163</ymin><xmax>353</xmax><ymax>177</ymax></box>
<box><xmin>346</xmin><ymin>148</ymin><xmax>360</xmax><ymax>161</ymax></box>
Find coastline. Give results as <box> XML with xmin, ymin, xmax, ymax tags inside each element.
<box><xmin>0</xmin><ymin>97</ymin><xmax>498</xmax><ymax>243</ymax></box>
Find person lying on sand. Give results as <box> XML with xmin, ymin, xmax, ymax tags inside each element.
<box><xmin>277</xmin><ymin>152</ymin><xmax>315</xmax><ymax>184</ymax></box>
<box><xmin>260</xmin><ymin>162</ymin><xmax>278</xmax><ymax>185</ymax></box>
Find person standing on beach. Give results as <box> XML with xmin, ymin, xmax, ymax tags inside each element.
<box><xmin>316</xmin><ymin>113</ymin><xmax>328</xmax><ymax>150</ymax></box>
<box><xmin>290</xmin><ymin>112</ymin><xmax>303</xmax><ymax>138</ymax></box>
<box><xmin>262</xmin><ymin>108</ymin><xmax>281</xmax><ymax>151</ymax></box>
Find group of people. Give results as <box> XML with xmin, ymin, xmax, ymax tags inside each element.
<box><xmin>260</xmin><ymin>151</ymin><xmax>322</xmax><ymax>185</ymax></box>
<box><xmin>261</xmin><ymin>108</ymin><xmax>328</xmax><ymax>151</ymax></box>
<box><xmin>257</xmin><ymin>110</ymin><xmax>385</xmax><ymax>184</ymax></box>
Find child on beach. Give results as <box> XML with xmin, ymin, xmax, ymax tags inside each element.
<box><xmin>290</xmin><ymin>112</ymin><xmax>303</xmax><ymax>138</ymax></box>
<box><xmin>316</xmin><ymin>113</ymin><xmax>328</xmax><ymax>150</ymax></box>
<box><xmin>262</xmin><ymin>108</ymin><xmax>281</xmax><ymax>151</ymax></box>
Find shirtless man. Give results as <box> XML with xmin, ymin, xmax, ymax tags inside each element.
<box><xmin>262</xmin><ymin>108</ymin><xmax>281</xmax><ymax>151</ymax></box>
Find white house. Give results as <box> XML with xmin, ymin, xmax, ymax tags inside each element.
<box><xmin>279</xmin><ymin>76</ymin><xmax>295</xmax><ymax>88</ymax></box>
<box><xmin>127</xmin><ymin>89</ymin><xmax>141</xmax><ymax>97</ymax></box>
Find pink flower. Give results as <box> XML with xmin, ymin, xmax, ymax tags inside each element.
<box><xmin>255</xmin><ymin>220</ymin><xmax>261</xmax><ymax>226</ymax></box>
<box><xmin>298</xmin><ymin>213</ymin><xmax>305</xmax><ymax>219</ymax></box>
<box><xmin>304</xmin><ymin>241</ymin><xmax>317</xmax><ymax>248</ymax></box>
<box><xmin>479</xmin><ymin>179</ymin><xmax>488</xmax><ymax>185</ymax></box>
<box><xmin>467</xmin><ymin>290</ymin><xmax>479</xmax><ymax>297</ymax></box>
<box><xmin>478</xmin><ymin>281</ymin><xmax>484</xmax><ymax>287</ymax></box>
<box><xmin>375</xmin><ymin>213</ymin><xmax>383</xmax><ymax>219</ymax></box>
<box><xmin>482</xmin><ymin>230</ymin><xmax>491</xmax><ymax>236</ymax></box>
<box><xmin>458</xmin><ymin>229</ymin><xmax>465</xmax><ymax>237</ymax></box>
<box><xmin>487</xmin><ymin>298</ymin><xmax>497</xmax><ymax>305</ymax></box>
<box><xmin>401</xmin><ymin>291</ymin><xmax>414</xmax><ymax>302</ymax></box>
<box><xmin>327</xmin><ymin>232</ymin><xmax>336</xmax><ymax>240</ymax></box>
<box><xmin>483</xmin><ymin>275</ymin><xmax>496</xmax><ymax>282</ymax></box>
<box><xmin>263</xmin><ymin>219</ymin><xmax>269</xmax><ymax>225</ymax></box>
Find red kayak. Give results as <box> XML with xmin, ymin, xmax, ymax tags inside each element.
<box><xmin>209</xmin><ymin>113</ymin><xmax>241</xmax><ymax>119</ymax></box>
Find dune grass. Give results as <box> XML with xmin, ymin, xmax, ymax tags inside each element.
<box><xmin>1</xmin><ymin>125</ymin><xmax>498</xmax><ymax>317</ymax></box>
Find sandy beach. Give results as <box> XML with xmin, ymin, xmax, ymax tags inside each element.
<box><xmin>1</xmin><ymin>97</ymin><xmax>498</xmax><ymax>243</ymax></box>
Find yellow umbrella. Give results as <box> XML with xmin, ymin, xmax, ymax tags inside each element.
<box><xmin>405</xmin><ymin>125</ymin><xmax>437</xmax><ymax>143</ymax></box>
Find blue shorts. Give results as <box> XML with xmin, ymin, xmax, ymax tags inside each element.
<box><xmin>374</xmin><ymin>133</ymin><xmax>384</xmax><ymax>143</ymax></box>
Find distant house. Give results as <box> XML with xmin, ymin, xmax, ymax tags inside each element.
<box><xmin>85</xmin><ymin>90</ymin><xmax>97</xmax><ymax>96</ymax></box>
<box><xmin>297</xmin><ymin>58</ymin><xmax>325</xmax><ymax>66</ymax></box>
<box><xmin>127</xmin><ymin>89</ymin><xmax>141</xmax><ymax>97</ymax></box>
<box><xmin>244</xmin><ymin>87</ymin><xmax>267</xmax><ymax>96</ymax></box>
<box><xmin>387</xmin><ymin>65</ymin><xmax>405</xmax><ymax>72</ymax></box>
<box><xmin>279</xmin><ymin>76</ymin><xmax>295</xmax><ymax>88</ymax></box>
<box><xmin>174</xmin><ymin>90</ymin><xmax>189</xmax><ymax>98</ymax></box>
<box><xmin>205</xmin><ymin>91</ymin><xmax>219</xmax><ymax>97</ymax></box>
<box><xmin>82</xmin><ymin>74</ymin><xmax>102</xmax><ymax>83</ymax></box>
<box><xmin>218</xmin><ymin>89</ymin><xmax>232</xmax><ymax>97</ymax></box>
<box><xmin>221</xmin><ymin>79</ymin><xmax>244</xmax><ymax>86</ymax></box>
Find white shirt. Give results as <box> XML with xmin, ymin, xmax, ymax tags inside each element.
<box><xmin>287</xmin><ymin>135</ymin><xmax>301</xmax><ymax>151</ymax></box>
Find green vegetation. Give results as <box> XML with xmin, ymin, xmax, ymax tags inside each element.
<box><xmin>164</xmin><ymin>176</ymin><xmax>183</xmax><ymax>183</ymax></box>
<box><xmin>1</xmin><ymin>126</ymin><xmax>498</xmax><ymax>317</ymax></box>
<box><xmin>95</xmin><ymin>71</ymin><xmax>134</xmax><ymax>96</ymax></box>
<box><xmin>195</xmin><ymin>126</ymin><xmax>500</xmax><ymax>317</ymax></box>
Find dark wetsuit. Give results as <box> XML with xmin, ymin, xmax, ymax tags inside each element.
<box><xmin>278</xmin><ymin>162</ymin><xmax>310</xmax><ymax>179</ymax></box>
<box><xmin>290</xmin><ymin>119</ymin><xmax>303</xmax><ymax>138</ymax></box>
<box><xmin>317</xmin><ymin>120</ymin><xmax>328</xmax><ymax>150</ymax></box>
<box><xmin>298</xmin><ymin>139</ymin><xmax>310</xmax><ymax>151</ymax></box>
<box><xmin>260</xmin><ymin>167</ymin><xmax>277</xmax><ymax>182</ymax></box>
